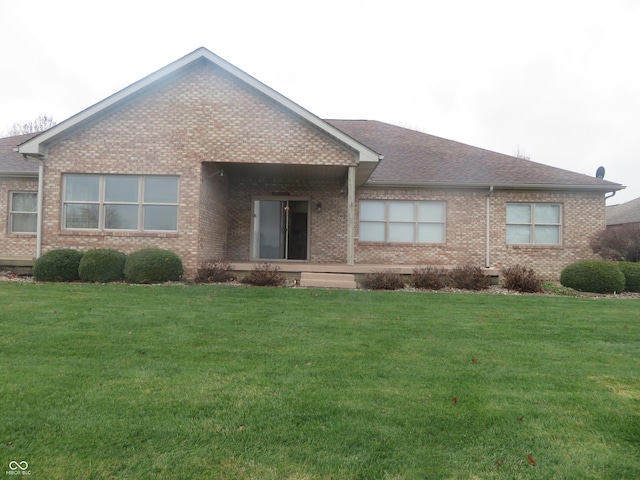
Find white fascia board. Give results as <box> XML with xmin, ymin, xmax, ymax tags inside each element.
<box><xmin>18</xmin><ymin>47</ymin><xmax>381</xmax><ymax>165</ymax></box>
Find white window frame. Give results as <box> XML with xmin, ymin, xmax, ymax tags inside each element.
<box><xmin>506</xmin><ymin>202</ymin><xmax>562</xmax><ymax>245</ymax></box>
<box><xmin>9</xmin><ymin>191</ymin><xmax>38</xmax><ymax>234</ymax></box>
<box><xmin>359</xmin><ymin>200</ymin><xmax>446</xmax><ymax>243</ymax></box>
<box><xmin>62</xmin><ymin>174</ymin><xmax>179</xmax><ymax>232</ymax></box>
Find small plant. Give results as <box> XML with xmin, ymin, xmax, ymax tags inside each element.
<box><xmin>78</xmin><ymin>249</ymin><xmax>126</xmax><ymax>283</ymax></box>
<box><xmin>361</xmin><ymin>270</ymin><xmax>405</xmax><ymax>290</ymax></box>
<box><xmin>410</xmin><ymin>267</ymin><xmax>448</xmax><ymax>290</ymax></box>
<box><xmin>618</xmin><ymin>262</ymin><xmax>640</xmax><ymax>292</ymax></box>
<box><xmin>560</xmin><ymin>260</ymin><xmax>625</xmax><ymax>294</ymax></box>
<box><xmin>124</xmin><ymin>248</ymin><xmax>184</xmax><ymax>284</ymax></box>
<box><xmin>240</xmin><ymin>263</ymin><xmax>286</xmax><ymax>287</ymax></box>
<box><xmin>195</xmin><ymin>258</ymin><xmax>235</xmax><ymax>283</ymax></box>
<box><xmin>33</xmin><ymin>249</ymin><xmax>84</xmax><ymax>282</ymax></box>
<box><xmin>449</xmin><ymin>265</ymin><xmax>490</xmax><ymax>291</ymax></box>
<box><xmin>501</xmin><ymin>264</ymin><xmax>543</xmax><ymax>293</ymax></box>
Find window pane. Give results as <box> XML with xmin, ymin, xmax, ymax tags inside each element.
<box><xmin>389</xmin><ymin>201</ymin><xmax>415</xmax><ymax>222</ymax></box>
<box><xmin>535</xmin><ymin>204</ymin><xmax>560</xmax><ymax>224</ymax></box>
<box><xmin>105</xmin><ymin>176</ymin><xmax>138</xmax><ymax>202</ymax></box>
<box><xmin>65</xmin><ymin>204</ymin><xmax>99</xmax><ymax>228</ymax></box>
<box><xmin>418</xmin><ymin>223</ymin><xmax>444</xmax><ymax>243</ymax></box>
<box><xmin>144</xmin><ymin>206</ymin><xmax>178</xmax><ymax>231</ymax></box>
<box><xmin>535</xmin><ymin>225</ymin><xmax>560</xmax><ymax>244</ymax></box>
<box><xmin>66</xmin><ymin>175</ymin><xmax>99</xmax><ymax>201</ymax></box>
<box><xmin>419</xmin><ymin>201</ymin><xmax>445</xmax><ymax>222</ymax></box>
<box><xmin>388</xmin><ymin>222</ymin><xmax>414</xmax><ymax>242</ymax></box>
<box><xmin>506</xmin><ymin>204</ymin><xmax>531</xmax><ymax>223</ymax></box>
<box><xmin>360</xmin><ymin>201</ymin><xmax>385</xmax><ymax>221</ymax></box>
<box><xmin>105</xmin><ymin>205</ymin><xmax>138</xmax><ymax>229</ymax></box>
<box><xmin>359</xmin><ymin>222</ymin><xmax>385</xmax><ymax>242</ymax></box>
<box><xmin>144</xmin><ymin>177</ymin><xmax>178</xmax><ymax>203</ymax></box>
<box><xmin>506</xmin><ymin>225</ymin><xmax>531</xmax><ymax>244</ymax></box>
<box><xmin>12</xmin><ymin>193</ymin><xmax>37</xmax><ymax>212</ymax></box>
<box><xmin>12</xmin><ymin>213</ymin><xmax>37</xmax><ymax>233</ymax></box>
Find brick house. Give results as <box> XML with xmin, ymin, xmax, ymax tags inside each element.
<box><xmin>2</xmin><ymin>47</ymin><xmax>624</xmax><ymax>280</ymax></box>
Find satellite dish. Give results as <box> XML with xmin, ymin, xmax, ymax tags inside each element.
<box><xmin>595</xmin><ymin>166</ymin><xmax>605</xmax><ymax>179</ymax></box>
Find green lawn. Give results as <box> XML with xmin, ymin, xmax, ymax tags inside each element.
<box><xmin>1</xmin><ymin>282</ymin><xmax>639</xmax><ymax>479</ymax></box>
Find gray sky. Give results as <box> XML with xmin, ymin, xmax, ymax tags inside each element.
<box><xmin>1</xmin><ymin>0</ymin><xmax>638</xmax><ymax>205</ymax></box>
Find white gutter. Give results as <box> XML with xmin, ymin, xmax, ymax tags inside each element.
<box><xmin>486</xmin><ymin>186</ymin><xmax>493</xmax><ymax>269</ymax></box>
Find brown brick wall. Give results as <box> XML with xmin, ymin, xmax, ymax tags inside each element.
<box><xmin>354</xmin><ymin>187</ymin><xmax>605</xmax><ymax>279</ymax></box>
<box><xmin>0</xmin><ymin>177</ymin><xmax>38</xmax><ymax>259</ymax></box>
<box><xmin>39</xmin><ymin>62</ymin><xmax>356</xmax><ymax>278</ymax></box>
<box><xmin>225</xmin><ymin>178</ymin><xmax>347</xmax><ymax>263</ymax></box>
<box><xmin>198</xmin><ymin>163</ymin><xmax>228</xmax><ymax>263</ymax></box>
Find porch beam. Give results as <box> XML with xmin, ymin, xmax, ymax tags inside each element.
<box><xmin>347</xmin><ymin>166</ymin><xmax>356</xmax><ymax>266</ymax></box>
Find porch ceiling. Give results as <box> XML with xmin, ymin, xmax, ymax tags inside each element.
<box><xmin>211</xmin><ymin>162</ymin><xmax>349</xmax><ymax>183</ymax></box>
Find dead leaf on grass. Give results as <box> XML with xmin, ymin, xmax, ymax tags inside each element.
<box><xmin>527</xmin><ymin>455</ymin><xmax>536</xmax><ymax>466</ymax></box>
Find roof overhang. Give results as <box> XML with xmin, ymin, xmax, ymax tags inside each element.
<box><xmin>364</xmin><ymin>181</ymin><xmax>626</xmax><ymax>193</ymax></box>
<box><xmin>17</xmin><ymin>47</ymin><xmax>381</xmax><ymax>182</ymax></box>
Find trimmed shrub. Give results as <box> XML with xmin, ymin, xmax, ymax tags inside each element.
<box><xmin>240</xmin><ymin>263</ymin><xmax>286</xmax><ymax>287</ymax></box>
<box><xmin>410</xmin><ymin>267</ymin><xmax>448</xmax><ymax>290</ymax></box>
<box><xmin>501</xmin><ymin>265</ymin><xmax>543</xmax><ymax>293</ymax></box>
<box><xmin>361</xmin><ymin>270</ymin><xmax>405</xmax><ymax>290</ymax></box>
<box><xmin>33</xmin><ymin>249</ymin><xmax>83</xmax><ymax>282</ymax></box>
<box><xmin>618</xmin><ymin>262</ymin><xmax>640</xmax><ymax>292</ymax></box>
<box><xmin>449</xmin><ymin>265</ymin><xmax>490</xmax><ymax>291</ymax></box>
<box><xmin>78</xmin><ymin>249</ymin><xmax>126</xmax><ymax>283</ymax></box>
<box><xmin>195</xmin><ymin>258</ymin><xmax>235</xmax><ymax>283</ymax></box>
<box><xmin>124</xmin><ymin>248</ymin><xmax>183</xmax><ymax>284</ymax></box>
<box><xmin>560</xmin><ymin>260</ymin><xmax>625</xmax><ymax>294</ymax></box>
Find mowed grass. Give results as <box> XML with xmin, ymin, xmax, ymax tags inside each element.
<box><xmin>1</xmin><ymin>283</ymin><xmax>639</xmax><ymax>479</ymax></box>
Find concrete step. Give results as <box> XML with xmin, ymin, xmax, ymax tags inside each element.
<box><xmin>299</xmin><ymin>272</ymin><xmax>357</xmax><ymax>289</ymax></box>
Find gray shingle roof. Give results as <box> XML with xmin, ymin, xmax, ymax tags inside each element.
<box><xmin>0</xmin><ymin>133</ymin><xmax>39</xmax><ymax>175</ymax></box>
<box><xmin>606</xmin><ymin>197</ymin><xmax>640</xmax><ymax>225</ymax></box>
<box><xmin>326</xmin><ymin>119</ymin><xmax>623</xmax><ymax>190</ymax></box>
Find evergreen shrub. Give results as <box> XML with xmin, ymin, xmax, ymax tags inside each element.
<box><xmin>33</xmin><ymin>249</ymin><xmax>83</xmax><ymax>282</ymax></box>
<box><xmin>560</xmin><ymin>260</ymin><xmax>625</xmax><ymax>294</ymax></box>
<box><xmin>78</xmin><ymin>249</ymin><xmax>126</xmax><ymax>283</ymax></box>
<box><xmin>124</xmin><ymin>248</ymin><xmax>183</xmax><ymax>284</ymax></box>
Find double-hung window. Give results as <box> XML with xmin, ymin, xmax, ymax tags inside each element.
<box><xmin>9</xmin><ymin>192</ymin><xmax>37</xmax><ymax>233</ymax></box>
<box><xmin>506</xmin><ymin>203</ymin><xmax>561</xmax><ymax>245</ymax></box>
<box><xmin>360</xmin><ymin>200</ymin><xmax>446</xmax><ymax>243</ymax></box>
<box><xmin>63</xmin><ymin>174</ymin><xmax>179</xmax><ymax>232</ymax></box>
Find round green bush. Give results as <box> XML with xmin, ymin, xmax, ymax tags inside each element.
<box><xmin>33</xmin><ymin>249</ymin><xmax>84</xmax><ymax>282</ymax></box>
<box><xmin>618</xmin><ymin>262</ymin><xmax>640</xmax><ymax>292</ymax></box>
<box><xmin>124</xmin><ymin>248</ymin><xmax>183</xmax><ymax>284</ymax></box>
<box><xmin>560</xmin><ymin>260</ymin><xmax>625</xmax><ymax>294</ymax></box>
<box><xmin>78</xmin><ymin>249</ymin><xmax>126</xmax><ymax>283</ymax></box>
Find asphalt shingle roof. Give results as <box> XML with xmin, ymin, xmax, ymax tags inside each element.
<box><xmin>327</xmin><ymin>119</ymin><xmax>623</xmax><ymax>190</ymax></box>
<box><xmin>0</xmin><ymin>133</ymin><xmax>39</xmax><ymax>175</ymax></box>
<box><xmin>606</xmin><ymin>197</ymin><xmax>640</xmax><ymax>225</ymax></box>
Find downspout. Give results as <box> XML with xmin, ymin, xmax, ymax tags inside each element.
<box><xmin>486</xmin><ymin>186</ymin><xmax>493</xmax><ymax>268</ymax></box>
<box><xmin>23</xmin><ymin>155</ymin><xmax>44</xmax><ymax>259</ymax></box>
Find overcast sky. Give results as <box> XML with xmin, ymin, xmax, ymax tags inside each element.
<box><xmin>1</xmin><ymin>0</ymin><xmax>638</xmax><ymax>205</ymax></box>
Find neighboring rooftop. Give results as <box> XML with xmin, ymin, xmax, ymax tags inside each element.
<box><xmin>0</xmin><ymin>133</ymin><xmax>39</xmax><ymax>175</ymax></box>
<box><xmin>327</xmin><ymin>119</ymin><xmax>624</xmax><ymax>191</ymax></box>
<box><xmin>606</xmin><ymin>197</ymin><xmax>640</xmax><ymax>226</ymax></box>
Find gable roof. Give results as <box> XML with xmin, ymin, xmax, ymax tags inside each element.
<box><xmin>0</xmin><ymin>133</ymin><xmax>39</xmax><ymax>176</ymax></box>
<box><xmin>606</xmin><ymin>197</ymin><xmax>640</xmax><ymax>225</ymax></box>
<box><xmin>327</xmin><ymin>120</ymin><xmax>624</xmax><ymax>192</ymax></box>
<box><xmin>17</xmin><ymin>47</ymin><xmax>381</xmax><ymax>182</ymax></box>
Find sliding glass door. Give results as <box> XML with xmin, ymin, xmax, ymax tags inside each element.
<box><xmin>253</xmin><ymin>200</ymin><xmax>308</xmax><ymax>260</ymax></box>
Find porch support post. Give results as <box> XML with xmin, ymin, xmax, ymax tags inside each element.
<box><xmin>346</xmin><ymin>166</ymin><xmax>356</xmax><ymax>266</ymax></box>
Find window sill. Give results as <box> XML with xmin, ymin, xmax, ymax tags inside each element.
<box><xmin>59</xmin><ymin>230</ymin><xmax>179</xmax><ymax>238</ymax></box>
<box><xmin>7</xmin><ymin>233</ymin><xmax>37</xmax><ymax>237</ymax></box>
<box><xmin>507</xmin><ymin>244</ymin><xmax>563</xmax><ymax>249</ymax></box>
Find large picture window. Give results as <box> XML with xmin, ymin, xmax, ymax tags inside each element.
<box><xmin>9</xmin><ymin>192</ymin><xmax>37</xmax><ymax>233</ymax></box>
<box><xmin>506</xmin><ymin>203</ymin><xmax>561</xmax><ymax>245</ymax></box>
<box><xmin>63</xmin><ymin>175</ymin><xmax>179</xmax><ymax>232</ymax></box>
<box><xmin>359</xmin><ymin>200</ymin><xmax>445</xmax><ymax>243</ymax></box>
